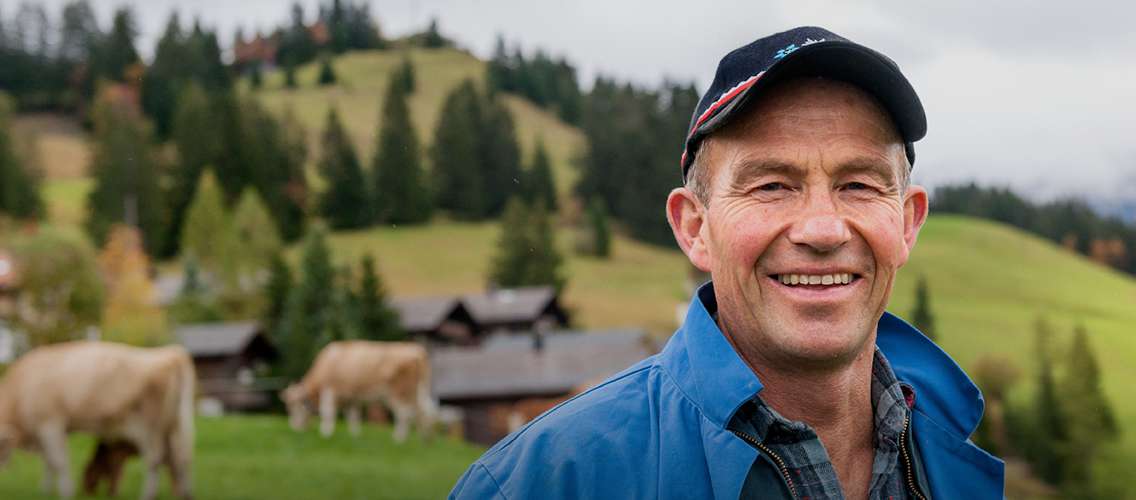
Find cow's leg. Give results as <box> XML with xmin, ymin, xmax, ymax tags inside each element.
<box><xmin>319</xmin><ymin>387</ymin><xmax>337</xmax><ymax>438</ymax></box>
<box><xmin>346</xmin><ymin>403</ymin><xmax>362</xmax><ymax>437</ymax></box>
<box><xmin>37</xmin><ymin>423</ymin><xmax>73</xmax><ymax>498</ymax></box>
<box><xmin>136</xmin><ymin>435</ymin><xmax>165</xmax><ymax>500</ymax></box>
<box><xmin>40</xmin><ymin>454</ymin><xmax>54</xmax><ymax>494</ymax></box>
<box><xmin>391</xmin><ymin>402</ymin><xmax>413</xmax><ymax>444</ymax></box>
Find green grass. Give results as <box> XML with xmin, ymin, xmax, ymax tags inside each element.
<box><xmin>253</xmin><ymin>48</ymin><xmax>586</xmax><ymax>211</ymax></box>
<box><xmin>41</xmin><ymin>177</ymin><xmax>92</xmax><ymax>228</ymax></box>
<box><xmin>0</xmin><ymin>415</ymin><xmax>483</xmax><ymax>499</ymax></box>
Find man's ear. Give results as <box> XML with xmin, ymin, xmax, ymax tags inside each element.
<box><xmin>902</xmin><ymin>184</ymin><xmax>929</xmax><ymax>253</ymax></box>
<box><xmin>667</xmin><ymin>187</ymin><xmax>712</xmax><ymax>272</ymax></box>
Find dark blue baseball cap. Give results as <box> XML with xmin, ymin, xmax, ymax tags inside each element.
<box><xmin>681</xmin><ymin>26</ymin><xmax>926</xmax><ymax>180</ymax></box>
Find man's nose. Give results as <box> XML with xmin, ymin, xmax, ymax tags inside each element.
<box><xmin>786</xmin><ymin>197</ymin><xmax>852</xmax><ymax>253</ymax></box>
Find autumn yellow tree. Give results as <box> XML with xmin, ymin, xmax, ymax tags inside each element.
<box><xmin>100</xmin><ymin>224</ymin><xmax>168</xmax><ymax>346</ymax></box>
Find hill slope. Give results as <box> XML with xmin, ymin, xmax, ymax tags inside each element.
<box><xmin>308</xmin><ymin>214</ymin><xmax>1136</xmax><ymax>484</ymax></box>
<box><xmin>254</xmin><ymin>48</ymin><xmax>585</xmax><ymax>208</ymax></box>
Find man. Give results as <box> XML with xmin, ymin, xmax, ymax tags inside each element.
<box><xmin>450</xmin><ymin>26</ymin><xmax>1003</xmax><ymax>499</ymax></box>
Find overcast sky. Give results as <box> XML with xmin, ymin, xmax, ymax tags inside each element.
<box><xmin>5</xmin><ymin>0</ymin><xmax>1135</xmax><ymax>201</ymax></box>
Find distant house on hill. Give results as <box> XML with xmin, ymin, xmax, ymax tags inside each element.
<box><xmin>461</xmin><ymin>286</ymin><xmax>569</xmax><ymax>335</ymax></box>
<box><xmin>174</xmin><ymin>321</ymin><xmax>279</xmax><ymax>412</ymax></box>
<box><xmin>390</xmin><ymin>296</ymin><xmax>478</xmax><ymax>345</ymax></box>
<box><xmin>431</xmin><ymin>328</ymin><xmax>654</xmax><ymax>445</ymax></box>
<box><xmin>233</xmin><ymin>32</ymin><xmax>278</xmax><ymax>70</ymax></box>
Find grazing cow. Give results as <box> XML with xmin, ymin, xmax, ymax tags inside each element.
<box><xmin>281</xmin><ymin>341</ymin><xmax>436</xmax><ymax>442</ymax></box>
<box><xmin>0</xmin><ymin>342</ymin><xmax>195</xmax><ymax>500</ymax></box>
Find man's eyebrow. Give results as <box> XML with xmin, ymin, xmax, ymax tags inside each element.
<box><xmin>832</xmin><ymin>157</ymin><xmax>899</xmax><ymax>186</ymax></box>
<box><xmin>728</xmin><ymin>159</ymin><xmax>804</xmax><ymax>190</ymax></box>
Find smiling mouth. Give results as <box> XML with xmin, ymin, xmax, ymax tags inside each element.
<box><xmin>772</xmin><ymin>273</ymin><xmax>860</xmax><ymax>287</ymax></box>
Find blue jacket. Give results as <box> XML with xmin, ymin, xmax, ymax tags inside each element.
<box><xmin>450</xmin><ymin>283</ymin><xmax>1004</xmax><ymax>499</ymax></box>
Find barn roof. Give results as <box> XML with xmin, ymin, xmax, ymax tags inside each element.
<box><xmin>390</xmin><ymin>296</ymin><xmax>465</xmax><ymax>332</ymax></box>
<box><xmin>431</xmin><ymin>328</ymin><xmax>654</xmax><ymax>400</ymax></box>
<box><xmin>175</xmin><ymin>321</ymin><xmax>267</xmax><ymax>358</ymax></box>
<box><xmin>461</xmin><ymin>287</ymin><xmax>558</xmax><ymax>325</ymax></box>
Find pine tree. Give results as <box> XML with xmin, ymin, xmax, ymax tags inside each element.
<box><xmin>262</xmin><ymin>253</ymin><xmax>292</xmax><ymax>340</ymax></box>
<box><xmin>1030</xmin><ymin>317</ymin><xmax>1069</xmax><ymax>485</ymax></box>
<box><xmin>393</xmin><ymin>54</ymin><xmax>416</xmax><ymax>94</ymax></box>
<box><xmin>249</xmin><ymin>64</ymin><xmax>263</xmax><ymax>89</ymax></box>
<box><xmin>1059</xmin><ymin>325</ymin><xmax>1120</xmax><ymax>494</ymax></box>
<box><xmin>318</xmin><ymin>107</ymin><xmax>371</xmax><ymax>229</ymax></box>
<box><xmin>89</xmin><ymin>7</ymin><xmax>140</xmax><ymax>83</ymax></box>
<box><xmin>525</xmin><ymin>199</ymin><xmax>565</xmax><ymax>291</ymax></box>
<box><xmin>317</xmin><ymin>54</ymin><xmax>337</xmax><ymax>85</ymax></box>
<box><xmin>164</xmin><ymin>82</ymin><xmax>221</xmax><ymax>256</ymax></box>
<box><xmin>489</xmin><ymin>197</ymin><xmax>531</xmax><ymax>287</ymax></box>
<box><xmin>180</xmin><ymin>169</ymin><xmax>232</xmax><ymax>283</ymax></box>
<box><xmin>588</xmin><ymin>196</ymin><xmax>611</xmax><ymax>258</ymax></box>
<box><xmin>238</xmin><ymin>99</ymin><xmax>308</xmax><ymax>242</ymax></box>
<box><xmin>279</xmin><ymin>225</ymin><xmax>335</xmax><ymax>380</ymax></box>
<box><xmin>84</xmin><ymin>92</ymin><xmax>166</xmax><ymax>255</ymax></box>
<box><xmin>230</xmin><ymin>188</ymin><xmax>283</xmax><ymax>289</ymax></box>
<box><xmin>489</xmin><ymin>197</ymin><xmax>565</xmax><ymax>291</ymax></box>
<box><xmin>523</xmin><ymin>137</ymin><xmax>557</xmax><ymax>211</ymax></box>
<box><xmin>372</xmin><ymin>73</ymin><xmax>431</xmax><ymax>224</ymax></box>
<box><xmin>140</xmin><ymin>12</ymin><xmax>185</xmax><ymax>139</ymax></box>
<box><xmin>431</xmin><ymin>81</ymin><xmax>484</xmax><ymax>218</ymax></box>
<box><xmin>357</xmin><ymin>254</ymin><xmax>403</xmax><ymax>341</ymax></box>
<box><xmin>479</xmin><ymin>94</ymin><xmax>522</xmax><ymax>217</ymax></box>
<box><xmin>910</xmin><ymin>274</ymin><xmax>936</xmax><ymax>340</ymax></box>
<box><xmin>0</xmin><ymin>93</ymin><xmax>43</xmax><ymax>219</ymax></box>
<box><xmin>284</xmin><ymin>58</ymin><xmax>298</xmax><ymax>89</ymax></box>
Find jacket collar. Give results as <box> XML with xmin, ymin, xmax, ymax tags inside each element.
<box><xmin>660</xmin><ymin>282</ymin><xmax>985</xmax><ymax>438</ymax></box>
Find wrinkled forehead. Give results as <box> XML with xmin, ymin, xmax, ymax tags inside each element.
<box><xmin>704</xmin><ymin>78</ymin><xmax>907</xmax><ymax>179</ymax></box>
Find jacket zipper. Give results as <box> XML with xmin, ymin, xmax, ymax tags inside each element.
<box><xmin>730</xmin><ymin>429</ymin><xmax>798</xmax><ymax>500</ymax></box>
<box><xmin>899</xmin><ymin>415</ymin><xmax>928</xmax><ymax>500</ymax></box>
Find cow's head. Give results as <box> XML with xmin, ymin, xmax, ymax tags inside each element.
<box><xmin>280</xmin><ymin>384</ymin><xmax>311</xmax><ymax>431</ymax></box>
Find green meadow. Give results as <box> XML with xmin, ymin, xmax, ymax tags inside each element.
<box><xmin>0</xmin><ymin>415</ymin><xmax>482</xmax><ymax>499</ymax></box>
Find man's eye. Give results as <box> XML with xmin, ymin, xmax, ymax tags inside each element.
<box><xmin>757</xmin><ymin>183</ymin><xmax>785</xmax><ymax>192</ymax></box>
<box><xmin>844</xmin><ymin>182</ymin><xmax>871</xmax><ymax>191</ymax></box>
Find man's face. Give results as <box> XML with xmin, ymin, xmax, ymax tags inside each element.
<box><xmin>671</xmin><ymin>78</ymin><xmax>928</xmax><ymax>371</ymax></box>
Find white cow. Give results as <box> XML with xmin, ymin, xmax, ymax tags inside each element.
<box><xmin>282</xmin><ymin>340</ymin><xmax>436</xmax><ymax>442</ymax></box>
<box><xmin>0</xmin><ymin>341</ymin><xmax>195</xmax><ymax>500</ymax></box>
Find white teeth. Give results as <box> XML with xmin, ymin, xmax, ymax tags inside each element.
<box><xmin>777</xmin><ymin>273</ymin><xmax>855</xmax><ymax>287</ymax></box>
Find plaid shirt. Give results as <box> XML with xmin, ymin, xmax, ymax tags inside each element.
<box><xmin>729</xmin><ymin>349</ymin><xmax>916</xmax><ymax>499</ymax></box>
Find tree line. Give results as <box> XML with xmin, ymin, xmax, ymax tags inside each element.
<box><xmin>933</xmin><ymin>183</ymin><xmax>1136</xmax><ymax>275</ymax></box>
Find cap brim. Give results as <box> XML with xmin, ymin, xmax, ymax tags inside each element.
<box><xmin>692</xmin><ymin>41</ymin><xmax>926</xmax><ymax>164</ymax></box>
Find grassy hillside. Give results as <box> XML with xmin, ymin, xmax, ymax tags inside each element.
<box><xmin>254</xmin><ymin>48</ymin><xmax>585</xmax><ymax>210</ymax></box>
<box><xmin>0</xmin><ymin>415</ymin><xmax>482</xmax><ymax>499</ymax></box>
<box><xmin>304</xmin><ymin>214</ymin><xmax>1136</xmax><ymax>485</ymax></box>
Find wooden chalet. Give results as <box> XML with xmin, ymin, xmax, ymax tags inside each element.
<box><xmin>390</xmin><ymin>296</ymin><xmax>478</xmax><ymax>346</ymax></box>
<box><xmin>461</xmin><ymin>286</ymin><xmax>569</xmax><ymax>335</ymax></box>
<box><xmin>430</xmin><ymin>328</ymin><xmax>655</xmax><ymax>445</ymax></box>
<box><xmin>174</xmin><ymin>321</ymin><xmax>279</xmax><ymax>412</ymax></box>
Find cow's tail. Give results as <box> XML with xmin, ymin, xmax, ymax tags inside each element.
<box><xmin>167</xmin><ymin>348</ymin><xmax>195</xmax><ymax>498</ymax></box>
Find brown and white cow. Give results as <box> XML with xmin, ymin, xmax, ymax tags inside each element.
<box><xmin>0</xmin><ymin>341</ymin><xmax>195</xmax><ymax>500</ymax></box>
<box><xmin>281</xmin><ymin>341</ymin><xmax>436</xmax><ymax>442</ymax></box>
